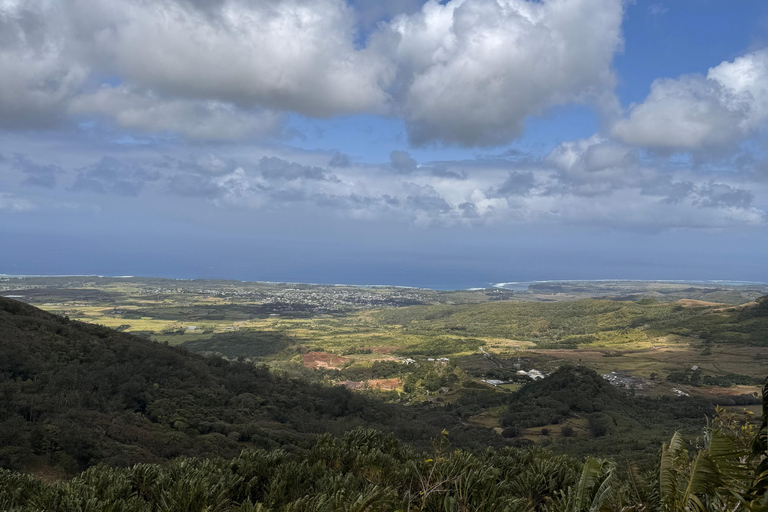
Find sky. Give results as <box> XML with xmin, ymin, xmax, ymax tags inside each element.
<box><xmin>1</xmin><ymin>0</ymin><xmax>768</xmax><ymax>289</ymax></box>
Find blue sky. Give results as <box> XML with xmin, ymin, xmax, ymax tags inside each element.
<box><xmin>1</xmin><ymin>0</ymin><xmax>768</xmax><ymax>288</ymax></box>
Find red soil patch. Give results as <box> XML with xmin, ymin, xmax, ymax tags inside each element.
<box><xmin>302</xmin><ymin>351</ymin><xmax>348</xmax><ymax>370</ymax></box>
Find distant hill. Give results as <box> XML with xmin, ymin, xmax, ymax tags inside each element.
<box><xmin>375</xmin><ymin>296</ymin><xmax>768</xmax><ymax>347</ymax></box>
<box><xmin>502</xmin><ymin>365</ymin><xmax>717</xmax><ymax>459</ymax></box>
<box><xmin>0</xmin><ymin>297</ymin><xmax>502</xmax><ymax>476</ymax></box>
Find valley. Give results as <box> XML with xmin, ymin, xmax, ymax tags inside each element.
<box><xmin>2</xmin><ymin>276</ymin><xmax>767</xmax><ymax>453</ymax></box>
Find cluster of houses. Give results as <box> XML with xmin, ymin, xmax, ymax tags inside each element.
<box><xmin>139</xmin><ymin>283</ymin><xmax>429</xmax><ymax>311</ymax></box>
<box><xmin>600</xmin><ymin>371</ymin><xmax>648</xmax><ymax>389</ymax></box>
<box><xmin>482</xmin><ymin>368</ymin><xmax>547</xmax><ymax>387</ymax></box>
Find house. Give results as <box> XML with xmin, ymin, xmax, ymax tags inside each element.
<box><xmin>516</xmin><ymin>369</ymin><xmax>545</xmax><ymax>380</ymax></box>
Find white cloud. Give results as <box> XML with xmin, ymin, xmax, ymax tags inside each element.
<box><xmin>155</xmin><ymin>144</ymin><xmax>765</xmax><ymax>228</ymax></box>
<box><xmin>376</xmin><ymin>0</ymin><xmax>624</xmax><ymax>146</ymax></box>
<box><xmin>70</xmin><ymin>0</ymin><xmax>391</xmax><ymax>117</ymax></box>
<box><xmin>612</xmin><ymin>49</ymin><xmax>768</xmax><ymax>151</ymax></box>
<box><xmin>2</xmin><ymin>140</ymin><xmax>765</xmax><ymax>229</ymax></box>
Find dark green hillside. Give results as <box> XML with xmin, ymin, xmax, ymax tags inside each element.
<box><xmin>502</xmin><ymin>366</ymin><xmax>715</xmax><ymax>460</ymax></box>
<box><xmin>181</xmin><ymin>330</ymin><xmax>294</xmax><ymax>359</ymax></box>
<box><xmin>506</xmin><ymin>366</ymin><xmax>713</xmax><ymax>428</ymax></box>
<box><xmin>0</xmin><ymin>298</ymin><xmax>502</xmax><ymax>476</ymax></box>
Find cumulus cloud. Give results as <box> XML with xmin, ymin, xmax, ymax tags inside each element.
<box><xmin>375</xmin><ymin>0</ymin><xmax>624</xmax><ymax>146</ymax></box>
<box><xmin>546</xmin><ymin>136</ymin><xmax>658</xmax><ymax>195</ymax></box>
<box><xmin>649</xmin><ymin>3</ymin><xmax>668</xmax><ymax>16</ymax></box>
<box><xmin>167</xmin><ymin>173</ymin><xmax>224</xmax><ymax>197</ymax></box>
<box><xmin>612</xmin><ymin>49</ymin><xmax>768</xmax><ymax>151</ymax></box>
<box><xmin>69</xmin><ymin>0</ymin><xmax>391</xmax><ymax>117</ymax></box>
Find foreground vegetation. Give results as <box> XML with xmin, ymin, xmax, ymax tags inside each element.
<box><xmin>2</xmin><ymin>400</ymin><xmax>768</xmax><ymax>511</ymax></box>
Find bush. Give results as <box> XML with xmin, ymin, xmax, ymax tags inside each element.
<box><xmin>501</xmin><ymin>426</ymin><xmax>521</xmax><ymax>438</ymax></box>
<box><xmin>588</xmin><ymin>414</ymin><xmax>609</xmax><ymax>438</ymax></box>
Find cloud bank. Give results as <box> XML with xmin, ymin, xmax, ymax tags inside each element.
<box><xmin>2</xmin><ymin>138</ymin><xmax>763</xmax><ymax>230</ymax></box>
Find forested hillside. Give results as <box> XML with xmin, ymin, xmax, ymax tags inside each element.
<box><xmin>0</xmin><ymin>297</ymin><xmax>502</xmax><ymax>476</ymax></box>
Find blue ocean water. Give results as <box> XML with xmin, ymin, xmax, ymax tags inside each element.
<box><xmin>2</xmin><ymin>228</ymin><xmax>766</xmax><ymax>291</ymax></box>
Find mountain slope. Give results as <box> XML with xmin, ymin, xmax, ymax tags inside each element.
<box><xmin>0</xmin><ymin>297</ymin><xmax>501</xmax><ymax>475</ymax></box>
